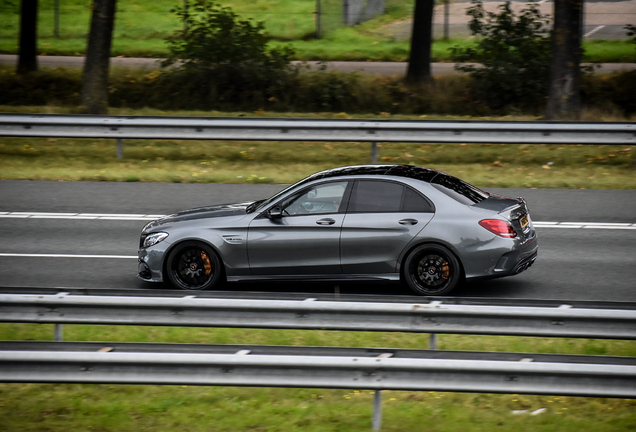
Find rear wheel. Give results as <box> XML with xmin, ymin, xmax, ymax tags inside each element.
<box><xmin>403</xmin><ymin>244</ymin><xmax>461</xmax><ymax>296</ymax></box>
<box><xmin>166</xmin><ymin>241</ymin><xmax>223</xmax><ymax>290</ymax></box>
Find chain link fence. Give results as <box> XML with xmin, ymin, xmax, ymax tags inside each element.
<box><xmin>381</xmin><ymin>1</ymin><xmax>636</xmax><ymax>41</ymax></box>
<box><xmin>0</xmin><ymin>0</ymin><xmax>634</xmax><ymax>42</ymax></box>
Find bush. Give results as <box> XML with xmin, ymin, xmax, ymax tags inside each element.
<box><xmin>450</xmin><ymin>0</ymin><xmax>552</xmax><ymax>112</ymax></box>
<box><xmin>0</xmin><ymin>67</ymin><xmax>82</xmax><ymax>106</ymax></box>
<box><xmin>161</xmin><ymin>0</ymin><xmax>297</xmax><ymax>105</ymax></box>
<box><xmin>581</xmin><ymin>71</ymin><xmax>636</xmax><ymax>116</ymax></box>
<box><xmin>1</xmin><ymin>65</ymin><xmax>633</xmax><ymax>117</ymax></box>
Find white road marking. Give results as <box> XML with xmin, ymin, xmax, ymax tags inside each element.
<box><xmin>0</xmin><ymin>212</ymin><xmax>164</xmax><ymax>221</ymax></box>
<box><xmin>533</xmin><ymin>222</ymin><xmax>636</xmax><ymax>230</ymax></box>
<box><xmin>0</xmin><ymin>253</ymin><xmax>136</xmax><ymax>259</ymax></box>
<box><xmin>0</xmin><ymin>217</ymin><xmax>635</xmax><ymax>260</ymax></box>
<box><xmin>584</xmin><ymin>25</ymin><xmax>606</xmax><ymax>38</ymax></box>
<box><xmin>0</xmin><ymin>212</ymin><xmax>635</xmax><ymax>229</ymax></box>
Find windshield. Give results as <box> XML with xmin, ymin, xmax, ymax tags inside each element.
<box><xmin>246</xmin><ymin>179</ymin><xmax>316</xmax><ymax>213</ymax></box>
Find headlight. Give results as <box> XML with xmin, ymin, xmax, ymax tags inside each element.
<box><xmin>143</xmin><ymin>232</ymin><xmax>169</xmax><ymax>248</ymax></box>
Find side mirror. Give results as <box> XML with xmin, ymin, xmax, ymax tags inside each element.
<box><xmin>267</xmin><ymin>206</ymin><xmax>283</xmax><ymax>219</ymax></box>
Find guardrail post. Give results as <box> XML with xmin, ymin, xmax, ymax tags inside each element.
<box><xmin>54</xmin><ymin>324</ymin><xmax>63</xmax><ymax>342</ymax></box>
<box><xmin>116</xmin><ymin>138</ymin><xmax>124</xmax><ymax>159</ymax></box>
<box><xmin>372</xmin><ymin>390</ymin><xmax>382</xmax><ymax>430</ymax></box>
<box><xmin>429</xmin><ymin>333</ymin><xmax>437</xmax><ymax>350</ymax></box>
<box><xmin>371</xmin><ymin>142</ymin><xmax>378</xmax><ymax>163</ymax></box>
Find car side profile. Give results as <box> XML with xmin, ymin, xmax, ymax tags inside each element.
<box><xmin>138</xmin><ymin>165</ymin><xmax>538</xmax><ymax>295</ymax></box>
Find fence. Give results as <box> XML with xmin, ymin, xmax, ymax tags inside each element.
<box><xmin>1</xmin><ymin>292</ymin><xmax>636</xmax><ymax>430</ymax></box>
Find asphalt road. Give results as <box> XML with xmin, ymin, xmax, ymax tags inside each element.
<box><xmin>0</xmin><ymin>180</ymin><xmax>634</xmax><ymax>302</ymax></box>
<box><xmin>0</xmin><ymin>55</ymin><xmax>634</xmax><ymax>76</ymax></box>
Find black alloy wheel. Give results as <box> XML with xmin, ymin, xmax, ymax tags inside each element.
<box><xmin>166</xmin><ymin>241</ymin><xmax>222</xmax><ymax>290</ymax></box>
<box><xmin>403</xmin><ymin>244</ymin><xmax>461</xmax><ymax>295</ymax></box>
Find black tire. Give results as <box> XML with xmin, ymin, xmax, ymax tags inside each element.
<box><xmin>403</xmin><ymin>244</ymin><xmax>462</xmax><ymax>296</ymax></box>
<box><xmin>166</xmin><ymin>241</ymin><xmax>223</xmax><ymax>290</ymax></box>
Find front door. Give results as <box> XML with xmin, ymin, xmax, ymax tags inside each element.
<box><xmin>247</xmin><ymin>181</ymin><xmax>350</xmax><ymax>275</ymax></box>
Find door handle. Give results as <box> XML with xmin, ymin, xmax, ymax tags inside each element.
<box><xmin>399</xmin><ymin>218</ymin><xmax>418</xmax><ymax>225</ymax></box>
<box><xmin>316</xmin><ymin>218</ymin><xmax>336</xmax><ymax>225</ymax></box>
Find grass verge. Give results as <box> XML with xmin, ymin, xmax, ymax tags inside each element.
<box><xmin>1</xmin><ymin>323</ymin><xmax>635</xmax><ymax>431</ymax></box>
<box><xmin>0</xmin><ymin>0</ymin><xmax>634</xmax><ymax>62</ymax></box>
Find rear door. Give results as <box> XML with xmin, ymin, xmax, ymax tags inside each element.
<box><xmin>340</xmin><ymin>180</ymin><xmax>434</xmax><ymax>274</ymax></box>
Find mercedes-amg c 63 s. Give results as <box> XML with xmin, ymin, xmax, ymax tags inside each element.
<box><xmin>138</xmin><ymin>165</ymin><xmax>537</xmax><ymax>295</ymax></box>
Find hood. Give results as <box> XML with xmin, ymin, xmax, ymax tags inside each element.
<box><xmin>143</xmin><ymin>202</ymin><xmax>252</xmax><ymax>231</ymax></box>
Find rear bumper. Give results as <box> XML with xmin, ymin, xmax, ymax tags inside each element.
<box><xmin>491</xmin><ymin>235</ymin><xmax>539</xmax><ymax>278</ymax></box>
<box><xmin>512</xmin><ymin>250</ymin><xmax>538</xmax><ymax>274</ymax></box>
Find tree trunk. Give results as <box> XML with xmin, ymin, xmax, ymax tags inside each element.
<box><xmin>405</xmin><ymin>0</ymin><xmax>435</xmax><ymax>84</ymax></box>
<box><xmin>80</xmin><ymin>0</ymin><xmax>117</xmax><ymax>114</ymax></box>
<box><xmin>17</xmin><ymin>0</ymin><xmax>38</xmax><ymax>74</ymax></box>
<box><xmin>545</xmin><ymin>0</ymin><xmax>583</xmax><ymax>120</ymax></box>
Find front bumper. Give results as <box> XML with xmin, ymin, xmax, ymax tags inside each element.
<box><xmin>137</xmin><ymin>247</ymin><xmax>166</xmax><ymax>283</ymax></box>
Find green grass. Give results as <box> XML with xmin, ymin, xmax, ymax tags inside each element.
<box><xmin>1</xmin><ymin>323</ymin><xmax>635</xmax><ymax>431</ymax></box>
<box><xmin>1</xmin><ymin>0</ymin><xmax>635</xmax><ymax>62</ymax></box>
<box><xmin>0</xmin><ymin>106</ymin><xmax>634</xmax><ymax>189</ymax></box>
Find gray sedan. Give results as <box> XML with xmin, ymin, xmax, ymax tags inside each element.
<box><xmin>138</xmin><ymin>165</ymin><xmax>538</xmax><ymax>295</ymax></box>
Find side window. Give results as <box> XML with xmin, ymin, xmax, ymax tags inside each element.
<box><xmin>349</xmin><ymin>180</ymin><xmax>434</xmax><ymax>213</ymax></box>
<box><xmin>349</xmin><ymin>181</ymin><xmax>403</xmax><ymax>212</ymax></box>
<box><xmin>403</xmin><ymin>187</ymin><xmax>434</xmax><ymax>212</ymax></box>
<box><xmin>280</xmin><ymin>181</ymin><xmax>348</xmax><ymax>216</ymax></box>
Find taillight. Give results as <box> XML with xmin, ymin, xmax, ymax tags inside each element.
<box><xmin>479</xmin><ymin>219</ymin><xmax>517</xmax><ymax>238</ymax></box>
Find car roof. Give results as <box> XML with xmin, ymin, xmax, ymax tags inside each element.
<box><xmin>305</xmin><ymin>165</ymin><xmax>442</xmax><ymax>183</ymax></box>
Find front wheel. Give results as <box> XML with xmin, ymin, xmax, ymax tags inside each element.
<box><xmin>166</xmin><ymin>241</ymin><xmax>223</xmax><ymax>290</ymax></box>
<box><xmin>403</xmin><ymin>244</ymin><xmax>462</xmax><ymax>296</ymax></box>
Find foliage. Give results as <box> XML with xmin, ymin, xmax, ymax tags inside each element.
<box><xmin>0</xmin><ymin>0</ymin><xmax>18</xmax><ymax>13</ymax></box>
<box><xmin>450</xmin><ymin>0</ymin><xmax>552</xmax><ymax>112</ymax></box>
<box><xmin>626</xmin><ymin>24</ymin><xmax>636</xmax><ymax>45</ymax></box>
<box><xmin>582</xmin><ymin>70</ymin><xmax>636</xmax><ymax>116</ymax></box>
<box><xmin>161</xmin><ymin>0</ymin><xmax>297</xmax><ymax>102</ymax></box>
<box><xmin>1</xmin><ymin>65</ymin><xmax>634</xmax><ymax>117</ymax></box>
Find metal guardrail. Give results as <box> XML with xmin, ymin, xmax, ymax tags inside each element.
<box><xmin>1</xmin><ymin>293</ymin><xmax>635</xmax><ymax>340</ymax></box>
<box><xmin>2</xmin><ymin>293</ymin><xmax>636</xmax><ymax>429</ymax></box>
<box><xmin>0</xmin><ymin>113</ymin><xmax>633</xmax><ymax>144</ymax></box>
<box><xmin>1</xmin><ymin>346</ymin><xmax>635</xmax><ymax>398</ymax></box>
<box><xmin>2</xmin><ymin>286</ymin><xmax>635</xmax><ymax>310</ymax></box>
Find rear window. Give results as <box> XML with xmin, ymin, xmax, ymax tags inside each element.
<box><xmin>431</xmin><ymin>173</ymin><xmax>489</xmax><ymax>205</ymax></box>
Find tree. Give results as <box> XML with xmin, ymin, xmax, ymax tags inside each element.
<box><xmin>80</xmin><ymin>0</ymin><xmax>117</xmax><ymax>114</ymax></box>
<box><xmin>17</xmin><ymin>0</ymin><xmax>38</xmax><ymax>74</ymax></box>
<box><xmin>450</xmin><ymin>1</ymin><xmax>551</xmax><ymax>111</ymax></box>
<box><xmin>545</xmin><ymin>0</ymin><xmax>583</xmax><ymax>120</ymax></box>
<box><xmin>405</xmin><ymin>0</ymin><xmax>435</xmax><ymax>84</ymax></box>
